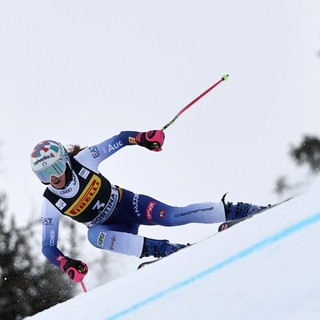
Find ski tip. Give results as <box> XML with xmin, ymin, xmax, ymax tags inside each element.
<box><xmin>222</xmin><ymin>74</ymin><xmax>229</xmax><ymax>81</ymax></box>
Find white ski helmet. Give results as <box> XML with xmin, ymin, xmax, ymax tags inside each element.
<box><xmin>30</xmin><ymin>140</ymin><xmax>71</xmax><ymax>183</ymax></box>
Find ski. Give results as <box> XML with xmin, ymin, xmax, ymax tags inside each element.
<box><xmin>137</xmin><ymin>258</ymin><xmax>163</xmax><ymax>269</ymax></box>
<box><xmin>218</xmin><ymin>196</ymin><xmax>293</xmax><ymax>232</ymax></box>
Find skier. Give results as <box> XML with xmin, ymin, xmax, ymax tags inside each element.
<box><xmin>30</xmin><ymin>130</ymin><xmax>266</xmax><ymax>283</ymax></box>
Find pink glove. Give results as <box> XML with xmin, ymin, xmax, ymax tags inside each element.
<box><xmin>136</xmin><ymin>130</ymin><xmax>165</xmax><ymax>152</ymax></box>
<box><xmin>57</xmin><ymin>256</ymin><xmax>88</xmax><ymax>283</ymax></box>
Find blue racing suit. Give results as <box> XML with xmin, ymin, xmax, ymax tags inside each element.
<box><xmin>41</xmin><ymin>131</ymin><xmax>226</xmax><ymax>267</ymax></box>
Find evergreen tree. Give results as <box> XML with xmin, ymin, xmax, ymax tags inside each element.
<box><xmin>0</xmin><ymin>194</ymin><xmax>75</xmax><ymax>319</ymax></box>
<box><xmin>275</xmin><ymin>135</ymin><xmax>320</xmax><ymax>195</ymax></box>
<box><xmin>290</xmin><ymin>135</ymin><xmax>320</xmax><ymax>173</ymax></box>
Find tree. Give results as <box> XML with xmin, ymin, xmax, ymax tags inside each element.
<box><xmin>290</xmin><ymin>135</ymin><xmax>320</xmax><ymax>173</ymax></box>
<box><xmin>0</xmin><ymin>193</ymin><xmax>75</xmax><ymax>319</ymax></box>
<box><xmin>274</xmin><ymin>135</ymin><xmax>320</xmax><ymax>195</ymax></box>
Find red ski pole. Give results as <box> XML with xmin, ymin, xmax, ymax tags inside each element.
<box><xmin>162</xmin><ymin>74</ymin><xmax>229</xmax><ymax>131</ymax></box>
<box><xmin>80</xmin><ymin>280</ymin><xmax>87</xmax><ymax>293</ymax></box>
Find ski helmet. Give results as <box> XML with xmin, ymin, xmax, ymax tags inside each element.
<box><xmin>30</xmin><ymin>140</ymin><xmax>71</xmax><ymax>183</ymax></box>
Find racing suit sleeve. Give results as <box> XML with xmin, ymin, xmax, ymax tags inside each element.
<box><xmin>74</xmin><ymin>131</ymin><xmax>139</xmax><ymax>172</ymax></box>
<box><xmin>41</xmin><ymin>199</ymin><xmax>65</xmax><ymax>267</ymax></box>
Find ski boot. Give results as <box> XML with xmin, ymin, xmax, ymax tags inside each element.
<box><xmin>222</xmin><ymin>194</ymin><xmax>267</xmax><ymax>221</ymax></box>
<box><xmin>140</xmin><ymin>238</ymin><xmax>187</xmax><ymax>258</ymax></box>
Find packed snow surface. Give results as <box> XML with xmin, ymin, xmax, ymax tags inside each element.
<box><xmin>27</xmin><ymin>179</ymin><xmax>320</xmax><ymax>320</ymax></box>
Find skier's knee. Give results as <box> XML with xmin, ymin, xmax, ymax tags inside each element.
<box><xmin>87</xmin><ymin>226</ymin><xmax>109</xmax><ymax>249</ymax></box>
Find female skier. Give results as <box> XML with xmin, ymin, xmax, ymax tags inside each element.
<box><xmin>30</xmin><ymin>130</ymin><xmax>265</xmax><ymax>283</ymax></box>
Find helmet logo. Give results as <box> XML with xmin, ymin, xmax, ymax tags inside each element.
<box><xmin>31</xmin><ymin>140</ymin><xmax>59</xmax><ymax>158</ymax></box>
<box><xmin>32</xmin><ymin>155</ymin><xmax>50</xmax><ymax>166</ymax></box>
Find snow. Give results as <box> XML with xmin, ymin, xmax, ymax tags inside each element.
<box><xmin>26</xmin><ymin>178</ymin><xmax>320</xmax><ymax>320</ymax></box>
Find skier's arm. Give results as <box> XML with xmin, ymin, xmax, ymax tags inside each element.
<box><xmin>75</xmin><ymin>130</ymin><xmax>165</xmax><ymax>172</ymax></box>
<box><xmin>41</xmin><ymin>200</ymin><xmax>89</xmax><ymax>282</ymax></box>
<box><xmin>41</xmin><ymin>200</ymin><xmax>65</xmax><ymax>267</ymax></box>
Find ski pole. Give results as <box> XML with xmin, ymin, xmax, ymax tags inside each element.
<box><xmin>162</xmin><ymin>74</ymin><xmax>229</xmax><ymax>131</ymax></box>
<box><xmin>80</xmin><ymin>280</ymin><xmax>87</xmax><ymax>293</ymax></box>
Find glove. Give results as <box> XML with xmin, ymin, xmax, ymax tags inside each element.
<box><xmin>57</xmin><ymin>256</ymin><xmax>88</xmax><ymax>283</ymax></box>
<box><xmin>136</xmin><ymin>130</ymin><xmax>165</xmax><ymax>152</ymax></box>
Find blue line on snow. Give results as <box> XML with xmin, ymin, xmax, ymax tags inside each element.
<box><xmin>106</xmin><ymin>211</ymin><xmax>320</xmax><ymax>320</ymax></box>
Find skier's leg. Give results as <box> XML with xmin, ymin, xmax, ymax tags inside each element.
<box><xmin>114</xmin><ymin>189</ymin><xmax>266</xmax><ymax>226</ymax></box>
<box><xmin>87</xmin><ymin>224</ymin><xmax>144</xmax><ymax>257</ymax></box>
<box><xmin>94</xmin><ymin>189</ymin><xmax>266</xmax><ymax>258</ymax></box>
<box><xmin>114</xmin><ymin>189</ymin><xmax>227</xmax><ymax>226</ymax></box>
<box><xmin>87</xmin><ymin>224</ymin><xmax>186</xmax><ymax>258</ymax></box>
<box><xmin>128</xmin><ymin>192</ymin><xmax>266</xmax><ymax>225</ymax></box>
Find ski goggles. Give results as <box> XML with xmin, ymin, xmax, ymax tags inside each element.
<box><xmin>35</xmin><ymin>160</ymin><xmax>67</xmax><ymax>184</ymax></box>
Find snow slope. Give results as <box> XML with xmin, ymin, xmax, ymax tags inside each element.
<box><xmin>26</xmin><ymin>179</ymin><xmax>320</xmax><ymax>320</ymax></box>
